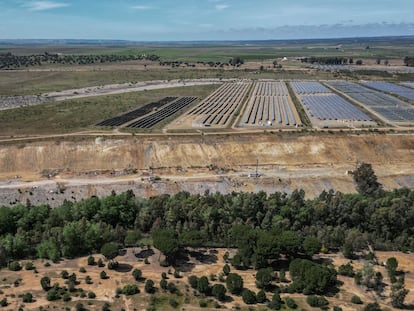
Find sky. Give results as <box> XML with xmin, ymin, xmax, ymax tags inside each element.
<box><xmin>0</xmin><ymin>0</ymin><xmax>414</xmax><ymax>40</ymax></box>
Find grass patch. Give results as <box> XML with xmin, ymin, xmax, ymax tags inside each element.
<box><xmin>0</xmin><ymin>84</ymin><xmax>219</xmax><ymax>136</ymax></box>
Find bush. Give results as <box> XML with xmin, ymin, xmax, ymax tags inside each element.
<box><xmin>161</xmin><ymin>272</ymin><xmax>167</xmax><ymax>279</ymax></box>
<box><xmin>107</xmin><ymin>261</ymin><xmax>119</xmax><ymax>270</ymax></box>
<box><xmin>223</xmin><ymin>264</ymin><xmax>231</xmax><ymax>275</ymax></box>
<box><xmin>338</xmin><ymin>263</ymin><xmax>355</xmax><ymax>277</ymax></box>
<box><xmin>88</xmin><ymin>291</ymin><xmax>96</xmax><ymax>299</ymax></box>
<box><xmin>167</xmin><ymin>282</ymin><xmax>178</xmax><ymax>294</ymax></box>
<box><xmin>8</xmin><ymin>261</ymin><xmax>22</xmax><ymax>271</ymax></box>
<box><xmin>160</xmin><ymin>278</ymin><xmax>167</xmax><ymax>290</ymax></box>
<box><xmin>60</xmin><ymin>270</ymin><xmax>69</xmax><ymax>279</ymax></box>
<box><xmin>25</xmin><ymin>262</ymin><xmax>35</xmax><ymax>270</ymax></box>
<box><xmin>145</xmin><ymin>279</ymin><xmax>155</xmax><ymax>294</ymax></box>
<box><xmin>199</xmin><ymin>299</ymin><xmax>208</xmax><ymax>308</ymax></box>
<box><xmin>257</xmin><ymin>289</ymin><xmax>266</xmax><ymax>303</ymax></box>
<box><xmin>85</xmin><ymin>275</ymin><xmax>92</xmax><ymax>284</ymax></box>
<box><xmin>188</xmin><ymin>275</ymin><xmax>198</xmax><ymax>289</ymax></box>
<box><xmin>22</xmin><ymin>292</ymin><xmax>34</xmax><ymax>303</ymax></box>
<box><xmin>102</xmin><ymin>302</ymin><xmax>111</xmax><ymax>311</ymax></box>
<box><xmin>132</xmin><ymin>268</ymin><xmax>142</xmax><ymax>281</ymax></box>
<box><xmin>285</xmin><ymin>297</ymin><xmax>297</xmax><ymax>309</ymax></box>
<box><xmin>212</xmin><ymin>283</ymin><xmax>227</xmax><ymax>301</ymax></box>
<box><xmin>333</xmin><ymin>306</ymin><xmax>343</xmax><ymax>311</ymax></box>
<box><xmin>40</xmin><ymin>276</ymin><xmax>51</xmax><ymax>291</ymax></box>
<box><xmin>0</xmin><ymin>298</ymin><xmax>7</xmax><ymax>307</ymax></box>
<box><xmin>169</xmin><ymin>298</ymin><xmax>179</xmax><ymax>308</ymax></box>
<box><xmin>87</xmin><ymin>255</ymin><xmax>95</xmax><ymax>265</ymax></box>
<box><xmin>62</xmin><ymin>293</ymin><xmax>71</xmax><ymax>302</ymax></box>
<box><xmin>242</xmin><ymin>289</ymin><xmax>257</xmax><ymax>304</ymax></box>
<box><xmin>351</xmin><ymin>295</ymin><xmax>363</xmax><ymax>304</ymax></box>
<box><xmin>46</xmin><ymin>288</ymin><xmax>60</xmax><ymax>301</ymax></box>
<box><xmin>79</xmin><ymin>267</ymin><xmax>86</xmax><ymax>273</ymax></box>
<box><xmin>174</xmin><ymin>269</ymin><xmax>181</xmax><ymax>278</ymax></box>
<box><xmin>197</xmin><ymin>276</ymin><xmax>210</xmax><ymax>295</ymax></box>
<box><xmin>226</xmin><ymin>273</ymin><xmax>244</xmax><ymax>295</ymax></box>
<box><xmin>100</xmin><ymin>271</ymin><xmax>108</xmax><ymax>279</ymax></box>
<box><xmin>306</xmin><ymin>295</ymin><xmax>329</xmax><ymax>308</ymax></box>
<box><xmin>363</xmin><ymin>302</ymin><xmax>382</xmax><ymax>311</ymax></box>
<box><xmin>97</xmin><ymin>258</ymin><xmax>105</xmax><ymax>267</ymax></box>
<box><xmin>122</xmin><ymin>284</ymin><xmax>139</xmax><ymax>296</ymax></box>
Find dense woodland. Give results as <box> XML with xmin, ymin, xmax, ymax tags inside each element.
<box><xmin>0</xmin><ymin>163</ymin><xmax>412</xmax><ymax>265</ymax></box>
<box><xmin>0</xmin><ymin>52</ymin><xmax>160</xmax><ymax>69</ymax></box>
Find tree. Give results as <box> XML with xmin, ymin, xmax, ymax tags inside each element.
<box><xmin>306</xmin><ymin>295</ymin><xmax>329</xmax><ymax>308</ymax></box>
<box><xmin>352</xmin><ymin>163</ymin><xmax>382</xmax><ymax>196</ymax></box>
<box><xmin>40</xmin><ymin>276</ymin><xmax>51</xmax><ymax>291</ymax></box>
<box><xmin>363</xmin><ymin>303</ymin><xmax>382</xmax><ymax>311</ymax></box>
<box><xmin>197</xmin><ymin>276</ymin><xmax>210</xmax><ymax>295</ymax></box>
<box><xmin>100</xmin><ymin>242</ymin><xmax>118</xmax><ymax>262</ymax></box>
<box><xmin>386</xmin><ymin>257</ymin><xmax>398</xmax><ymax>280</ymax></box>
<box><xmin>87</xmin><ymin>255</ymin><xmax>95</xmax><ymax>266</ymax></box>
<box><xmin>268</xmin><ymin>292</ymin><xmax>282</xmax><ymax>310</ymax></box>
<box><xmin>124</xmin><ymin>230</ymin><xmax>141</xmax><ymax>247</ymax></box>
<box><xmin>303</xmin><ymin>237</ymin><xmax>322</xmax><ymax>257</ymax></box>
<box><xmin>257</xmin><ymin>289</ymin><xmax>267</xmax><ymax>303</ymax></box>
<box><xmin>122</xmin><ymin>284</ymin><xmax>139</xmax><ymax>295</ymax></box>
<box><xmin>145</xmin><ymin>279</ymin><xmax>155</xmax><ymax>294</ymax></box>
<box><xmin>390</xmin><ymin>281</ymin><xmax>409</xmax><ymax>308</ymax></box>
<box><xmin>223</xmin><ymin>264</ymin><xmax>231</xmax><ymax>275</ymax></box>
<box><xmin>338</xmin><ymin>262</ymin><xmax>355</xmax><ymax>277</ymax></box>
<box><xmin>242</xmin><ymin>289</ymin><xmax>257</xmax><ymax>304</ymax></box>
<box><xmin>188</xmin><ymin>275</ymin><xmax>198</xmax><ymax>289</ymax></box>
<box><xmin>285</xmin><ymin>297</ymin><xmax>297</xmax><ymax>309</ymax></box>
<box><xmin>160</xmin><ymin>278</ymin><xmax>168</xmax><ymax>290</ymax></box>
<box><xmin>100</xmin><ymin>271</ymin><xmax>108</xmax><ymax>279</ymax></box>
<box><xmin>212</xmin><ymin>284</ymin><xmax>227</xmax><ymax>301</ymax></box>
<box><xmin>226</xmin><ymin>273</ymin><xmax>244</xmax><ymax>295</ymax></box>
<box><xmin>255</xmin><ymin>268</ymin><xmax>273</xmax><ymax>289</ymax></box>
<box><xmin>152</xmin><ymin>229</ymin><xmax>180</xmax><ymax>264</ymax></box>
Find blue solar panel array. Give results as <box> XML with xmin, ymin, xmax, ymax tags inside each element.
<box><xmin>362</xmin><ymin>81</ymin><xmax>414</xmax><ymax>102</ymax></box>
<box><xmin>327</xmin><ymin>81</ymin><xmax>414</xmax><ymax>122</ymax></box>
<box><xmin>401</xmin><ymin>82</ymin><xmax>414</xmax><ymax>89</ymax></box>
<box><xmin>301</xmin><ymin>94</ymin><xmax>371</xmax><ymax>121</ymax></box>
<box><xmin>289</xmin><ymin>81</ymin><xmax>331</xmax><ymax>94</ymax></box>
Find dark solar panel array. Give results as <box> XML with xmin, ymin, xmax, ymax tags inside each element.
<box><xmin>128</xmin><ymin>97</ymin><xmax>197</xmax><ymax>128</ymax></box>
<box><xmin>96</xmin><ymin>97</ymin><xmax>178</xmax><ymax>127</ymax></box>
<box><xmin>289</xmin><ymin>81</ymin><xmax>331</xmax><ymax>94</ymax></box>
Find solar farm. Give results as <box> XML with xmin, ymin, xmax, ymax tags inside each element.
<box><xmin>290</xmin><ymin>81</ymin><xmax>375</xmax><ymax>128</ymax></box>
<box><xmin>327</xmin><ymin>81</ymin><xmax>414</xmax><ymax>124</ymax></box>
<box><xmin>361</xmin><ymin>81</ymin><xmax>414</xmax><ymax>102</ymax></box>
<box><xmin>239</xmin><ymin>81</ymin><xmax>301</xmax><ymax>128</ymax></box>
<box><xmin>187</xmin><ymin>82</ymin><xmax>252</xmax><ymax>127</ymax></box>
<box><xmin>96</xmin><ymin>96</ymin><xmax>197</xmax><ymax>129</ymax></box>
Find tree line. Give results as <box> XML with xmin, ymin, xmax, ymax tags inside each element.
<box><xmin>0</xmin><ymin>52</ymin><xmax>160</xmax><ymax>69</ymax></box>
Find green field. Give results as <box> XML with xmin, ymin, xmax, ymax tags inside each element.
<box><xmin>0</xmin><ymin>84</ymin><xmax>219</xmax><ymax>136</ymax></box>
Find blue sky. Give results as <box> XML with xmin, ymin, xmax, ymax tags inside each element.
<box><xmin>1</xmin><ymin>0</ymin><xmax>414</xmax><ymax>40</ymax></box>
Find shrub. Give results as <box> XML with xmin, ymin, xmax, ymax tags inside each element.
<box><xmin>97</xmin><ymin>258</ymin><xmax>105</xmax><ymax>267</ymax></box>
<box><xmin>102</xmin><ymin>302</ymin><xmax>111</xmax><ymax>311</ymax></box>
<box><xmin>25</xmin><ymin>262</ymin><xmax>35</xmax><ymax>270</ymax></box>
<box><xmin>87</xmin><ymin>255</ymin><xmax>95</xmax><ymax>266</ymax></box>
<box><xmin>161</xmin><ymin>272</ymin><xmax>167</xmax><ymax>279</ymax></box>
<box><xmin>132</xmin><ymin>269</ymin><xmax>142</xmax><ymax>281</ymax></box>
<box><xmin>46</xmin><ymin>288</ymin><xmax>60</xmax><ymax>301</ymax></box>
<box><xmin>199</xmin><ymin>299</ymin><xmax>208</xmax><ymax>308</ymax></box>
<box><xmin>242</xmin><ymin>289</ymin><xmax>257</xmax><ymax>304</ymax></box>
<box><xmin>100</xmin><ymin>271</ymin><xmax>108</xmax><ymax>279</ymax></box>
<box><xmin>188</xmin><ymin>275</ymin><xmax>198</xmax><ymax>289</ymax></box>
<box><xmin>212</xmin><ymin>283</ymin><xmax>227</xmax><ymax>301</ymax></box>
<box><xmin>8</xmin><ymin>261</ymin><xmax>22</xmax><ymax>271</ymax></box>
<box><xmin>226</xmin><ymin>273</ymin><xmax>244</xmax><ymax>295</ymax></box>
<box><xmin>144</xmin><ymin>258</ymin><xmax>150</xmax><ymax>264</ymax></box>
<box><xmin>62</xmin><ymin>293</ymin><xmax>71</xmax><ymax>302</ymax></box>
<box><xmin>197</xmin><ymin>276</ymin><xmax>210</xmax><ymax>295</ymax></box>
<box><xmin>333</xmin><ymin>306</ymin><xmax>343</xmax><ymax>311</ymax></box>
<box><xmin>79</xmin><ymin>267</ymin><xmax>86</xmax><ymax>273</ymax></box>
<box><xmin>306</xmin><ymin>295</ymin><xmax>329</xmax><ymax>308</ymax></box>
<box><xmin>338</xmin><ymin>263</ymin><xmax>355</xmax><ymax>277</ymax></box>
<box><xmin>160</xmin><ymin>278</ymin><xmax>167</xmax><ymax>290</ymax></box>
<box><xmin>167</xmin><ymin>282</ymin><xmax>178</xmax><ymax>294</ymax></box>
<box><xmin>122</xmin><ymin>284</ymin><xmax>139</xmax><ymax>296</ymax></box>
<box><xmin>363</xmin><ymin>302</ymin><xmax>382</xmax><ymax>311</ymax></box>
<box><xmin>40</xmin><ymin>276</ymin><xmax>51</xmax><ymax>291</ymax></box>
<box><xmin>174</xmin><ymin>269</ymin><xmax>181</xmax><ymax>278</ymax></box>
<box><xmin>257</xmin><ymin>289</ymin><xmax>266</xmax><ymax>303</ymax></box>
<box><xmin>351</xmin><ymin>295</ymin><xmax>363</xmax><ymax>304</ymax></box>
<box><xmin>145</xmin><ymin>279</ymin><xmax>155</xmax><ymax>294</ymax></box>
<box><xmin>60</xmin><ymin>270</ymin><xmax>69</xmax><ymax>279</ymax></box>
<box><xmin>22</xmin><ymin>292</ymin><xmax>34</xmax><ymax>303</ymax></box>
<box><xmin>88</xmin><ymin>291</ymin><xmax>96</xmax><ymax>299</ymax></box>
<box><xmin>0</xmin><ymin>298</ymin><xmax>7</xmax><ymax>307</ymax></box>
<box><xmin>223</xmin><ymin>264</ymin><xmax>230</xmax><ymax>275</ymax></box>
<box><xmin>285</xmin><ymin>297</ymin><xmax>297</xmax><ymax>309</ymax></box>
<box><xmin>169</xmin><ymin>298</ymin><xmax>179</xmax><ymax>308</ymax></box>
<box><xmin>85</xmin><ymin>275</ymin><xmax>92</xmax><ymax>284</ymax></box>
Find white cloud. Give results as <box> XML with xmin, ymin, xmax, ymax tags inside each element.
<box><xmin>23</xmin><ymin>1</ymin><xmax>69</xmax><ymax>11</ymax></box>
<box><xmin>215</xmin><ymin>4</ymin><xmax>229</xmax><ymax>10</ymax></box>
<box><xmin>130</xmin><ymin>5</ymin><xmax>153</xmax><ymax>10</ymax></box>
